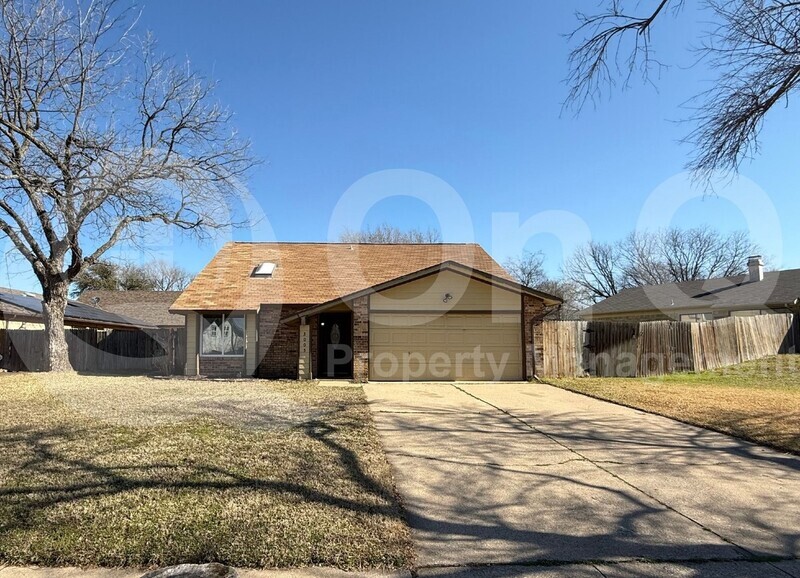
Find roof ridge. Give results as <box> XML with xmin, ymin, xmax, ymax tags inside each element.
<box><xmin>227</xmin><ymin>241</ymin><xmax>480</xmax><ymax>246</ymax></box>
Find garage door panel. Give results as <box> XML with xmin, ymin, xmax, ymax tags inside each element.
<box><xmin>370</xmin><ymin>312</ymin><xmax>522</xmax><ymax>381</ymax></box>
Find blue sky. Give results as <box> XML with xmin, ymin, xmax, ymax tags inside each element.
<box><xmin>4</xmin><ymin>1</ymin><xmax>799</xmax><ymax>289</ymax></box>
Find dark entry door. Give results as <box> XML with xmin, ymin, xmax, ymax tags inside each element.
<box><xmin>318</xmin><ymin>312</ymin><xmax>353</xmax><ymax>378</ymax></box>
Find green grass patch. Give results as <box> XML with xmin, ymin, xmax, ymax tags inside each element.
<box><xmin>0</xmin><ymin>374</ymin><xmax>412</xmax><ymax>570</ymax></box>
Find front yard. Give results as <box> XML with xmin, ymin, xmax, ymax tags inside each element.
<box><xmin>0</xmin><ymin>374</ymin><xmax>412</xmax><ymax>570</ymax></box>
<box><xmin>548</xmin><ymin>354</ymin><xmax>800</xmax><ymax>454</ymax></box>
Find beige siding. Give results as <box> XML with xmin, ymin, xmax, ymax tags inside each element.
<box><xmin>371</xmin><ymin>270</ymin><xmax>520</xmax><ymax>312</ymax></box>
<box><xmin>370</xmin><ymin>312</ymin><xmax>522</xmax><ymax>381</ymax></box>
<box><xmin>245</xmin><ymin>311</ymin><xmax>258</xmax><ymax>376</ymax></box>
<box><xmin>3</xmin><ymin>320</ymin><xmax>45</xmax><ymax>329</ymax></box>
<box><xmin>184</xmin><ymin>312</ymin><xmax>198</xmax><ymax>376</ymax></box>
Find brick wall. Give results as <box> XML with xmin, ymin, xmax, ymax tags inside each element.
<box><xmin>257</xmin><ymin>304</ymin><xmax>307</xmax><ymax>379</ymax></box>
<box><xmin>523</xmin><ymin>294</ymin><xmax>547</xmax><ymax>380</ymax></box>
<box><xmin>199</xmin><ymin>356</ymin><xmax>245</xmax><ymax>378</ymax></box>
<box><xmin>352</xmin><ymin>296</ymin><xmax>369</xmax><ymax>382</ymax></box>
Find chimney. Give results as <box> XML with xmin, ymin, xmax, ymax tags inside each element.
<box><xmin>747</xmin><ymin>255</ymin><xmax>764</xmax><ymax>282</ymax></box>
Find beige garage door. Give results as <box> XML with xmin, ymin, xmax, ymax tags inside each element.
<box><xmin>369</xmin><ymin>313</ymin><xmax>522</xmax><ymax>381</ymax></box>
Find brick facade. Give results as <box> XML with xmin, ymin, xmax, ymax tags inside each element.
<box><xmin>523</xmin><ymin>294</ymin><xmax>547</xmax><ymax>380</ymax></box>
<box><xmin>257</xmin><ymin>304</ymin><xmax>306</xmax><ymax>379</ymax></box>
<box><xmin>199</xmin><ymin>356</ymin><xmax>245</xmax><ymax>378</ymax></box>
<box><xmin>352</xmin><ymin>296</ymin><xmax>369</xmax><ymax>382</ymax></box>
<box><xmin>198</xmin><ymin>293</ymin><xmax>543</xmax><ymax>382</ymax></box>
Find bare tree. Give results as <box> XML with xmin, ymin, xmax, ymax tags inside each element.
<box><xmin>563</xmin><ymin>227</ymin><xmax>757</xmax><ymax>304</ymax></box>
<box><xmin>0</xmin><ymin>0</ymin><xmax>254</xmax><ymax>371</ymax></box>
<box><xmin>504</xmin><ymin>250</ymin><xmax>548</xmax><ymax>288</ymax></box>
<box><xmin>339</xmin><ymin>223</ymin><xmax>442</xmax><ymax>243</ymax></box>
<box><xmin>535</xmin><ymin>278</ymin><xmax>583</xmax><ymax>320</ymax></box>
<box><xmin>659</xmin><ymin>228</ymin><xmax>752</xmax><ymax>281</ymax></box>
<box><xmin>505</xmin><ymin>251</ymin><xmax>581</xmax><ymax>319</ymax></box>
<box><xmin>566</xmin><ymin>0</ymin><xmax>800</xmax><ymax>179</ymax></box>
<box><xmin>619</xmin><ymin>231</ymin><xmax>671</xmax><ymax>286</ymax></box>
<box><xmin>143</xmin><ymin>260</ymin><xmax>194</xmax><ymax>291</ymax></box>
<box><xmin>72</xmin><ymin>259</ymin><xmax>193</xmax><ymax>295</ymax></box>
<box><xmin>563</xmin><ymin>241</ymin><xmax>626</xmax><ymax>303</ymax></box>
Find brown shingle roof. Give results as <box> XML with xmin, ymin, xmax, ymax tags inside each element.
<box><xmin>78</xmin><ymin>291</ymin><xmax>185</xmax><ymax>327</ymax></box>
<box><xmin>171</xmin><ymin>242</ymin><xmax>513</xmax><ymax>311</ymax></box>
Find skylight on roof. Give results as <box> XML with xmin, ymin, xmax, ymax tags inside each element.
<box><xmin>254</xmin><ymin>262</ymin><xmax>276</xmax><ymax>277</ymax></box>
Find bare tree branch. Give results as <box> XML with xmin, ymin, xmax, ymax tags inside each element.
<box><xmin>565</xmin><ymin>0</ymin><xmax>684</xmax><ymax>110</ymax></box>
<box><xmin>563</xmin><ymin>227</ymin><xmax>758</xmax><ymax>305</ymax></box>
<box><xmin>566</xmin><ymin>0</ymin><xmax>800</xmax><ymax>180</ymax></box>
<box><xmin>0</xmin><ymin>0</ymin><xmax>257</xmax><ymax>370</ymax></box>
<box><xmin>686</xmin><ymin>0</ymin><xmax>800</xmax><ymax>179</ymax></box>
<box><xmin>339</xmin><ymin>223</ymin><xmax>442</xmax><ymax>243</ymax></box>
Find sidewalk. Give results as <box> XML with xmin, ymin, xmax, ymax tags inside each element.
<box><xmin>3</xmin><ymin>562</ymin><xmax>800</xmax><ymax>578</ymax></box>
<box><xmin>0</xmin><ymin>568</ymin><xmax>410</xmax><ymax>578</ymax></box>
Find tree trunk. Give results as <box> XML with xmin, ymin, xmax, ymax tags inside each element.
<box><xmin>42</xmin><ymin>280</ymin><xmax>73</xmax><ymax>372</ymax></box>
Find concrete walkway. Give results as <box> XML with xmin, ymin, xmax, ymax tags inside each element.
<box><xmin>0</xmin><ymin>567</ymin><xmax>408</xmax><ymax>577</ymax></box>
<box><xmin>363</xmin><ymin>382</ymin><xmax>800</xmax><ymax>577</ymax></box>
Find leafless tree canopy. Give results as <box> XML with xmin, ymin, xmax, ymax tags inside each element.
<box><xmin>0</xmin><ymin>0</ymin><xmax>255</xmax><ymax>370</ymax></box>
<box><xmin>563</xmin><ymin>241</ymin><xmax>624</xmax><ymax>303</ymax></box>
<box><xmin>339</xmin><ymin>223</ymin><xmax>442</xmax><ymax>243</ymax></box>
<box><xmin>72</xmin><ymin>259</ymin><xmax>193</xmax><ymax>295</ymax></box>
<box><xmin>563</xmin><ymin>227</ymin><xmax>757</xmax><ymax>304</ymax></box>
<box><xmin>504</xmin><ymin>250</ymin><xmax>582</xmax><ymax>319</ymax></box>
<box><xmin>143</xmin><ymin>260</ymin><xmax>194</xmax><ymax>291</ymax></box>
<box><xmin>566</xmin><ymin>0</ymin><xmax>800</xmax><ymax>179</ymax></box>
<box><xmin>504</xmin><ymin>250</ymin><xmax>548</xmax><ymax>288</ymax></box>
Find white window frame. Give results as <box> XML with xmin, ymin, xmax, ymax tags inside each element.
<box><xmin>200</xmin><ymin>312</ymin><xmax>246</xmax><ymax>357</ymax></box>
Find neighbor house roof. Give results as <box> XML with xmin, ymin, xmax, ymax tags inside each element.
<box><xmin>580</xmin><ymin>268</ymin><xmax>800</xmax><ymax>318</ymax></box>
<box><xmin>0</xmin><ymin>288</ymin><xmax>155</xmax><ymax>329</ymax></box>
<box><xmin>77</xmin><ymin>291</ymin><xmax>184</xmax><ymax>327</ymax></box>
<box><xmin>171</xmin><ymin>242</ymin><xmax>517</xmax><ymax>311</ymax></box>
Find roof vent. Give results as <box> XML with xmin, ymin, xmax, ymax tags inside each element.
<box><xmin>254</xmin><ymin>262</ymin><xmax>276</xmax><ymax>277</ymax></box>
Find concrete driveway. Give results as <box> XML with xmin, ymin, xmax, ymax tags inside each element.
<box><xmin>363</xmin><ymin>382</ymin><xmax>800</xmax><ymax>577</ymax></box>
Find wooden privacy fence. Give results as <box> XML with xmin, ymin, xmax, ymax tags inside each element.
<box><xmin>541</xmin><ymin>313</ymin><xmax>798</xmax><ymax>378</ymax></box>
<box><xmin>0</xmin><ymin>327</ymin><xmax>186</xmax><ymax>375</ymax></box>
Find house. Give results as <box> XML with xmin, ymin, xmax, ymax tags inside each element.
<box><xmin>579</xmin><ymin>256</ymin><xmax>800</xmax><ymax>322</ymax></box>
<box><xmin>170</xmin><ymin>242</ymin><xmax>562</xmax><ymax>381</ymax></box>
<box><xmin>78</xmin><ymin>290</ymin><xmax>185</xmax><ymax>329</ymax></box>
<box><xmin>0</xmin><ymin>287</ymin><xmax>154</xmax><ymax>330</ymax></box>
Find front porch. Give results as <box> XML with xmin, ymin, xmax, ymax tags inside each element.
<box><xmin>259</xmin><ymin>296</ymin><xmax>369</xmax><ymax>382</ymax></box>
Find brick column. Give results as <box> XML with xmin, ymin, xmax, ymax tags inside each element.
<box><xmin>352</xmin><ymin>296</ymin><xmax>369</xmax><ymax>382</ymax></box>
<box><xmin>523</xmin><ymin>294</ymin><xmax>546</xmax><ymax>380</ymax></box>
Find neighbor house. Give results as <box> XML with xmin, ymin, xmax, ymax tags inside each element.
<box><xmin>580</xmin><ymin>256</ymin><xmax>800</xmax><ymax>322</ymax></box>
<box><xmin>0</xmin><ymin>287</ymin><xmax>154</xmax><ymax>330</ymax></box>
<box><xmin>170</xmin><ymin>242</ymin><xmax>562</xmax><ymax>381</ymax></box>
<box><xmin>78</xmin><ymin>290</ymin><xmax>185</xmax><ymax>329</ymax></box>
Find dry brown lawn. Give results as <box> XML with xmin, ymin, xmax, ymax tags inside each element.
<box><xmin>549</xmin><ymin>355</ymin><xmax>800</xmax><ymax>454</ymax></box>
<box><xmin>0</xmin><ymin>374</ymin><xmax>412</xmax><ymax>570</ymax></box>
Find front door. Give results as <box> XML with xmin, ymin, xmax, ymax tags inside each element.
<box><xmin>318</xmin><ymin>312</ymin><xmax>353</xmax><ymax>378</ymax></box>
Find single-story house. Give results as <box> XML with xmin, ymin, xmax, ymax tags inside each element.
<box><xmin>170</xmin><ymin>242</ymin><xmax>562</xmax><ymax>381</ymax></box>
<box><xmin>0</xmin><ymin>287</ymin><xmax>155</xmax><ymax>330</ymax></box>
<box><xmin>78</xmin><ymin>290</ymin><xmax>185</xmax><ymax>329</ymax></box>
<box><xmin>579</xmin><ymin>256</ymin><xmax>800</xmax><ymax>322</ymax></box>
